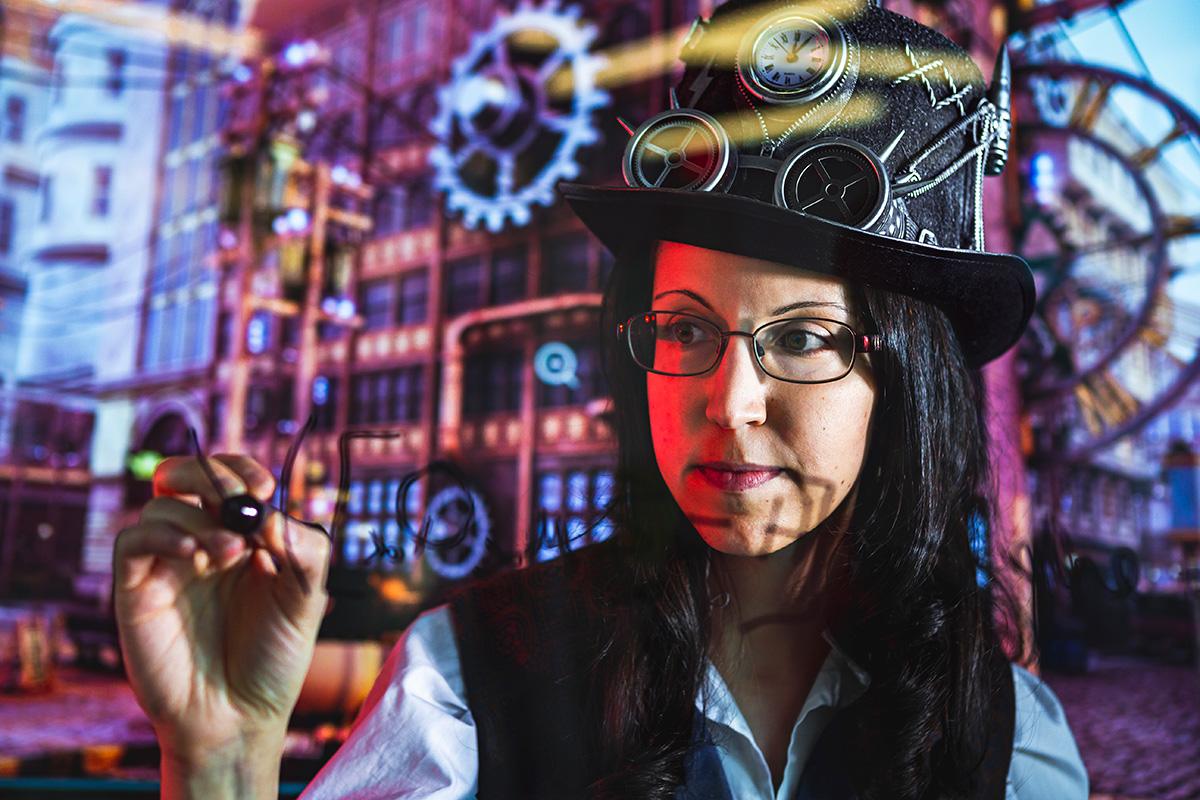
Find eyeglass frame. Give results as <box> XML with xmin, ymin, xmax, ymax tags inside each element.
<box><xmin>618</xmin><ymin>310</ymin><xmax>881</xmax><ymax>385</ymax></box>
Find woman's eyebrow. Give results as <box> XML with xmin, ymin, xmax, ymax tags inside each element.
<box><xmin>652</xmin><ymin>290</ymin><xmax>848</xmax><ymax>318</ymax></box>
<box><xmin>652</xmin><ymin>289</ymin><xmax>714</xmax><ymax>309</ymax></box>
<box><xmin>770</xmin><ymin>299</ymin><xmax>849</xmax><ymax>316</ymax></box>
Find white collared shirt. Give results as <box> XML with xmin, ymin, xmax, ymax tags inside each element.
<box><xmin>301</xmin><ymin>606</ymin><xmax>1088</xmax><ymax>800</ymax></box>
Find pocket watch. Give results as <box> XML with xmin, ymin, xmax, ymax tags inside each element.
<box><xmin>737</xmin><ymin>11</ymin><xmax>848</xmax><ymax>104</ymax></box>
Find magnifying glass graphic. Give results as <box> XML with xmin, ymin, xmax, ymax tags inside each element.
<box><xmin>534</xmin><ymin>342</ymin><xmax>580</xmax><ymax>390</ymax></box>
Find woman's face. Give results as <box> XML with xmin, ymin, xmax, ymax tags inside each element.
<box><xmin>647</xmin><ymin>241</ymin><xmax>878</xmax><ymax>557</ymax></box>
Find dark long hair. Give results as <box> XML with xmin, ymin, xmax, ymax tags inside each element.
<box><xmin>585</xmin><ymin>243</ymin><xmax>1021</xmax><ymax>800</ymax></box>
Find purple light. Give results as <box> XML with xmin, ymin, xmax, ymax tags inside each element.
<box><xmin>272</xmin><ymin>216</ymin><xmax>290</xmax><ymax>235</ymax></box>
<box><xmin>321</xmin><ymin>297</ymin><xmax>338</xmax><ymax>316</ymax></box>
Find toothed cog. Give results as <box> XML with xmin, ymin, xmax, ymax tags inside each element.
<box><xmin>429</xmin><ymin>0</ymin><xmax>609</xmax><ymax>232</ymax></box>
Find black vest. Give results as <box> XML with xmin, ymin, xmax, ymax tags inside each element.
<box><xmin>448</xmin><ymin>542</ymin><xmax>1015</xmax><ymax>800</ymax></box>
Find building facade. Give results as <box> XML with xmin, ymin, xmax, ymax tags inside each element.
<box><xmin>202</xmin><ymin>0</ymin><xmax>711</xmax><ymax>631</ymax></box>
<box><xmin>79</xmin><ymin>0</ymin><xmax>243</xmax><ymax>603</ymax></box>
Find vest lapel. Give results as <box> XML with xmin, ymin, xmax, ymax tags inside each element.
<box><xmin>677</xmin><ymin>714</ymin><xmax>736</xmax><ymax>800</ymax></box>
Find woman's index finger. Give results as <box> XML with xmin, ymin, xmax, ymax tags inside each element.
<box><xmin>152</xmin><ymin>455</ymin><xmax>248</xmax><ymax>508</ymax></box>
<box><xmin>211</xmin><ymin>454</ymin><xmax>277</xmax><ymax>501</ymax></box>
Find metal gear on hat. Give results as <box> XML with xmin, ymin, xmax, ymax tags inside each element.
<box><xmin>561</xmin><ymin>0</ymin><xmax>1029</xmax><ymax>366</ymax></box>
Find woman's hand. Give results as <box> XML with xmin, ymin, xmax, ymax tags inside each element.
<box><xmin>113</xmin><ymin>455</ymin><xmax>331</xmax><ymax>795</ymax></box>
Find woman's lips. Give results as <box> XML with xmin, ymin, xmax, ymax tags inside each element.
<box><xmin>694</xmin><ymin>463</ymin><xmax>783</xmax><ymax>491</ymax></box>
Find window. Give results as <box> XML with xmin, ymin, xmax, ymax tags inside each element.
<box><xmin>40</xmin><ymin>176</ymin><xmax>53</xmax><ymax>222</ymax></box>
<box><xmin>463</xmin><ymin>351</ymin><xmax>523</xmax><ymax>414</ymax></box>
<box><xmin>107</xmin><ymin>49</ymin><xmax>126</xmax><ymax>97</ymax></box>
<box><xmin>397</xmin><ymin>269</ymin><xmax>429</xmax><ymax>325</ymax></box>
<box><xmin>408</xmin><ymin>177</ymin><xmax>434</xmax><ymax>228</ymax></box>
<box><xmin>360</xmin><ymin>278</ymin><xmax>396</xmax><ymax>331</ymax></box>
<box><xmin>542</xmin><ymin>233</ymin><xmax>590</xmax><ymax>295</ymax></box>
<box><xmin>51</xmin><ymin>59</ymin><xmax>65</xmax><ymax>103</ymax></box>
<box><xmin>162</xmin><ymin>166</ymin><xmax>177</xmax><ymax>219</ymax></box>
<box><xmin>4</xmin><ymin>96</ymin><xmax>25</xmax><ymax>143</ymax></box>
<box><xmin>313</xmin><ymin>375</ymin><xmax>339</xmax><ymax>430</ymax></box>
<box><xmin>187</xmin><ymin>294</ymin><xmax>215</xmax><ymax>365</ymax></box>
<box><xmin>0</xmin><ymin>200</ymin><xmax>13</xmax><ymax>254</ymax></box>
<box><xmin>352</xmin><ymin>373</ymin><xmax>374</xmax><ymax>425</ymax></box>
<box><xmin>151</xmin><ymin>234</ymin><xmax>171</xmax><ymax>294</ymax></box>
<box><xmin>534</xmin><ymin>467</ymin><xmax>614</xmax><ymax>561</ymax></box>
<box><xmin>215</xmin><ymin>311</ymin><xmax>233</xmax><ymax>358</ymax></box>
<box><xmin>446</xmin><ymin>256</ymin><xmax>483</xmax><ymax>316</ymax></box>
<box><xmin>92</xmin><ymin>166</ymin><xmax>113</xmax><ymax>217</ymax></box>
<box><xmin>191</xmin><ymin>84</ymin><xmax>210</xmax><ymax>143</ymax></box>
<box><xmin>490</xmin><ymin>246</ymin><xmax>527</xmax><ymax>305</ymax></box>
<box><xmin>350</xmin><ymin>366</ymin><xmax>426</xmax><ymax>424</ymax></box>
<box><xmin>377</xmin><ymin>4</ymin><xmax>433</xmax><ymax>80</ymax></box>
<box><xmin>378</xmin><ymin>13</ymin><xmax>405</xmax><ymax>66</ymax></box>
<box><xmin>171</xmin><ymin>229</ymin><xmax>193</xmax><ymax>291</ymax></box>
<box><xmin>185</xmin><ymin>160</ymin><xmax>201</xmax><ymax>215</ymax></box>
<box><xmin>167</xmin><ymin>96</ymin><xmax>186</xmax><ymax>151</ymax></box>
<box><xmin>373</xmin><ymin>185</ymin><xmax>408</xmax><ymax>235</ymax></box>
<box><xmin>391</xmin><ymin>366</ymin><xmax>425</xmax><ymax>421</ymax></box>
<box><xmin>244</xmin><ymin>385</ymin><xmax>273</xmax><ymax>434</ymax></box>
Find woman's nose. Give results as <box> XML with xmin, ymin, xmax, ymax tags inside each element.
<box><xmin>705</xmin><ymin>333</ymin><xmax>768</xmax><ymax>428</ymax></box>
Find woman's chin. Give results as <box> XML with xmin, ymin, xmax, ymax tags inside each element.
<box><xmin>687</xmin><ymin>514</ymin><xmax>807</xmax><ymax>558</ymax></box>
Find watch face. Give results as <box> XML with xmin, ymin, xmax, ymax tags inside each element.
<box><xmin>739</xmin><ymin>14</ymin><xmax>847</xmax><ymax>104</ymax></box>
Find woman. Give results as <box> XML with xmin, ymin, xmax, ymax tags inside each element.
<box><xmin>114</xmin><ymin>1</ymin><xmax>1088</xmax><ymax>798</ymax></box>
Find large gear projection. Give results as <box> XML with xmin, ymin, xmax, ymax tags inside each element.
<box><xmin>429</xmin><ymin>0</ymin><xmax>609</xmax><ymax>232</ymax></box>
<box><xmin>1013</xmin><ymin>62</ymin><xmax>1200</xmax><ymax>461</ymax></box>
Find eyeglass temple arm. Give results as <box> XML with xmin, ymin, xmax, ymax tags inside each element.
<box><xmin>857</xmin><ymin>334</ymin><xmax>881</xmax><ymax>354</ymax></box>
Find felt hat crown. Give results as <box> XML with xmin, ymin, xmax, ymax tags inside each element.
<box><xmin>561</xmin><ymin>0</ymin><xmax>1033</xmax><ymax>365</ymax></box>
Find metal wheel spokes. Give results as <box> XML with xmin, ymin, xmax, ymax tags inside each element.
<box><xmin>1014</xmin><ymin>61</ymin><xmax>1200</xmax><ymax>460</ymax></box>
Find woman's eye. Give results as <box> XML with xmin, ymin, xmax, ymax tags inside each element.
<box><xmin>669</xmin><ymin>322</ymin><xmax>704</xmax><ymax>343</ymax></box>
<box><xmin>657</xmin><ymin>315</ymin><xmax>713</xmax><ymax>345</ymax></box>
<box><xmin>773</xmin><ymin>324</ymin><xmax>832</xmax><ymax>354</ymax></box>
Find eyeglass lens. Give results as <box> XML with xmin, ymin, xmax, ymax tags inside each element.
<box><xmin>626</xmin><ymin>312</ymin><xmax>857</xmax><ymax>383</ymax></box>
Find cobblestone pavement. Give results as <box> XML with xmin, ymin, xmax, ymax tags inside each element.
<box><xmin>1</xmin><ymin>658</ymin><xmax>1196</xmax><ymax>796</ymax></box>
<box><xmin>1043</xmin><ymin>655</ymin><xmax>1200</xmax><ymax>800</ymax></box>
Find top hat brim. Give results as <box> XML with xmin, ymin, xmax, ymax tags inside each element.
<box><xmin>561</xmin><ymin>183</ymin><xmax>1034</xmax><ymax>367</ymax></box>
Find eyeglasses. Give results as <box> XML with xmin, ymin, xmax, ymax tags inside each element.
<box><xmin>620</xmin><ymin>311</ymin><xmax>878</xmax><ymax>384</ymax></box>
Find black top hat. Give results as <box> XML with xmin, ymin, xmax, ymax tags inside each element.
<box><xmin>561</xmin><ymin>0</ymin><xmax>1033</xmax><ymax>366</ymax></box>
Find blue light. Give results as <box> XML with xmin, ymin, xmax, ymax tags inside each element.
<box><xmin>283</xmin><ymin>42</ymin><xmax>309</xmax><ymax>67</ymax></box>
<box><xmin>331</xmin><ymin>165</ymin><xmax>349</xmax><ymax>184</ymax></box>
<box><xmin>1032</xmin><ymin>152</ymin><xmax>1057</xmax><ymax>203</ymax></box>
<box><xmin>272</xmin><ymin>215</ymin><xmax>290</xmax><ymax>235</ymax></box>
<box><xmin>286</xmin><ymin>207</ymin><xmax>310</xmax><ymax>231</ymax></box>
<box><xmin>337</xmin><ymin>298</ymin><xmax>356</xmax><ymax>319</ymax></box>
<box><xmin>312</xmin><ymin>376</ymin><xmax>329</xmax><ymax>405</ymax></box>
<box><xmin>232</xmin><ymin>64</ymin><xmax>253</xmax><ymax>83</ymax></box>
<box><xmin>247</xmin><ymin>315</ymin><xmax>268</xmax><ymax>354</ymax></box>
<box><xmin>321</xmin><ymin>297</ymin><xmax>338</xmax><ymax>316</ymax></box>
